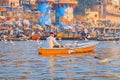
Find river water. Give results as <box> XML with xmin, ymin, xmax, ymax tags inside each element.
<box><xmin>0</xmin><ymin>40</ymin><xmax>120</xmax><ymax>80</ymax></box>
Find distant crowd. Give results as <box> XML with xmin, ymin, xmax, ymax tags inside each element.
<box><xmin>0</xmin><ymin>17</ymin><xmax>119</xmax><ymax>40</ymax></box>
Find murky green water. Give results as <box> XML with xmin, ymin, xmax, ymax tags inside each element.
<box><xmin>0</xmin><ymin>40</ymin><xmax>120</xmax><ymax>80</ymax></box>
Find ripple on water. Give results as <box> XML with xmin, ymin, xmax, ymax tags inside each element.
<box><xmin>0</xmin><ymin>40</ymin><xmax>120</xmax><ymax>79</ymax></box>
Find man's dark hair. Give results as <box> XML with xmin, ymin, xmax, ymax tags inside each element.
<box><xmin>49</xmin><ymin>32</ymin><xmax>54</xmax><ymax>34</ymax></box>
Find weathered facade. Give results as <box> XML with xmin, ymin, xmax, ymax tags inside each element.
<box><xmin>0</xmin><ymin>0</ymin><xmax>9</xmax><ymax>6</ymax></box>
<box><xmin>54</xmin><ymin>0</ymin><xmax>77</xmax><ymax>26</ymax></box>
<box><xmin>0</xmin><ymin>0</ymin><xmax>20</xmax><ymax>7</ymax></box>
<box><xmin>105</xmin><ymin>0</ymin><xmax>120</xmax><ymax>23</ymax></box>
<box><xmin>91</xmin><ymin>0</ymin><xmax>120</xmax><ymax>23</ymax></box>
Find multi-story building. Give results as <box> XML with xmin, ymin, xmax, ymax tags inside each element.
<box><xmin>0</xmin><ymin>0</ymin><xmax>9</xmax><ymax>6</ymax></box>
<box><xmin>0</xmin><ymin>0</ymin><xmax>20</xmax><ymax>7</ymax></box>
<box><xmin>9</xmin><ymin>0</ymin><xmax>20</xmax><ymax>8</ymax></box>
<box><xmin>0</xmin><ymin>0</ymin><xmax>9</xmax><ymax>16</ymax></box>
<box><xmin>105</xmin><ymin>0</ymin><xmax>120</xmax><ymax>22</ymax></box>
<box><xmin>91</xmin><ymin>0</ymin><xmax>120</xmax><ymax>22</ymax></box>
<box><xmin>106</xmin><ymin>0</ymin><xmax>120</xmax><ymax>14</ymax></box>
<box><xmin>54</xmin><ymin>0</ymin><xmax>77</xmax><ymax>25</ymax></box>
<box><xmin>0</xmin><ymin>0</ymin><xmax>20</xmax><ymax>16</ymax></box>
<box><xmin>34</xmin><ymin>0</ymin><xmax>77</xmax><ymax>26</ymax></box>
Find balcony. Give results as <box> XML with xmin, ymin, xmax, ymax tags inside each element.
<box><xmin>58</xmin><ymin>0</ymin><xmax>77</xmax><ymax>4</ymax></box>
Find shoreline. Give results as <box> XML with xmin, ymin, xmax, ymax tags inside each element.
<box><xmin>0</xmin><ymin>36</ymin><xmax>120</xmax><ymax>41</ymax></box>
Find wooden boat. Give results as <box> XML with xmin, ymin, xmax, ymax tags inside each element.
<box><xmin>97</xmin><ymin>32</ymin><xmax>120</xmax><ymax>41</ymax></box>
<box><xmin>38</xmin><ymin>41</ymin><xmax>98</xmax><ymax>56</ymax></box>
<box><xmin>97</xmin><ymin>36</ymin><xmax>120</xmax><ymax>41</ymax></box>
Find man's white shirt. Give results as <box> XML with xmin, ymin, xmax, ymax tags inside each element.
<box><xmin>47</xmin><ymin>36</ymin><xmax>60</xmax><ymax>48</ymax></box>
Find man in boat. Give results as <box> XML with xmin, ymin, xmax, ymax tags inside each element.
<box><xmin>47</xmin><ymin>32</ymin><xmax>62</xmax><ymax>48</ymax></box>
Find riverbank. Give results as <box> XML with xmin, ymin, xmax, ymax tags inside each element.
<box><xmin>0</xmin><ymin>35</ymin><xmax>120</xmax><ymax>41</ymax></box>
<box><xmin>1</xmin><ymin>15</ymin><xmax>120</xmax><ymax>42</ymax></box>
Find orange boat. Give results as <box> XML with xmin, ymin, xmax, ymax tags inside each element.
<box><xmin>38</xmin><ymin>41</ymin><xmax>98</xmax><ymax>56</ymax></box>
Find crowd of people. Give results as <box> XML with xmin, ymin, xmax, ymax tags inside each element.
<box><xmin>0</xmin><ymin>15</ymin><xmax>119</xmax><ymax>41</ymax></box>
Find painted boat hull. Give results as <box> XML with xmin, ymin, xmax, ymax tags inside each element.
<box><xmin>72</xmin><ymin>45</ymin><xmax>95</xmax><ymax>53</ymax></box>
<box><xmin>38</xmin><ymin>41</ymin><xmax>98</xmax><ymax>56</ymax></box>
<box><xmin>38</xmin><ymin>48</ymin><xmax>70</xmax><ymax>56</ymax></box>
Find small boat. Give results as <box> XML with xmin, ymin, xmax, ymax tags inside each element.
<box><xmin>38</xmin><ymin>41</ymin><xmax>98</xmax><ymax>56</ymax></box>
<box><xmin>97</xmin><ymin>32</ymin><xmax>120</xmax><ymax>41</ymax></box>
<box><xmin>97</xmin><ymin>36</ymin><xmax>120</xmax><ymax>41</ymax></box>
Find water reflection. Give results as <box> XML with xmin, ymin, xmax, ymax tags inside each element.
<box><xmin>0</xmin><ymin>40</ymin><xmax>120</xmax><ymax>79</ymax></box>
<box><xmin>48</xmin><ymin>56</ymin><xmax>56</xmax><ymax>74</ymax></box>
<box><xmin>94</xmin><ymin>41</ymin><xmax>120</xmax><ymax>64</ymax></box>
